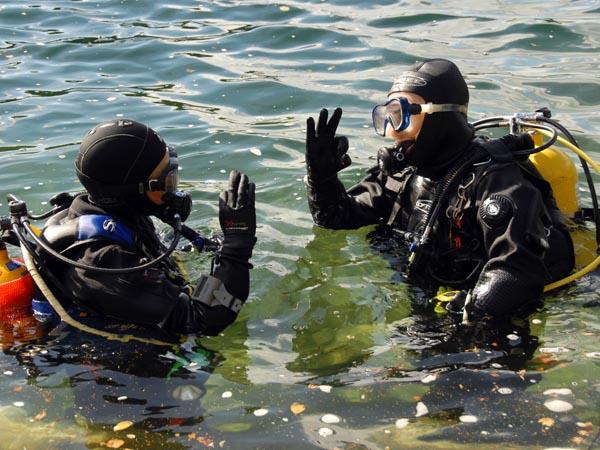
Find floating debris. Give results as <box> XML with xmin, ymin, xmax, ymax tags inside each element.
<box><xmin>497</xmin><ymin>387</ymin><xmax>513</xmax><ymax>395</ymax></box>
<box><xmin>113</xmin><ymin>420</ymin><xmax>133</xmax><ymax>432</ymax></box>
<box><xmin>13</xmin><ymin>402</ymin><xmax>24</xmax><ymax>407</ymax></box>
<box><xmin>3</xmin><ymin>371</ymin><xmax>13</xmax><ymax>376</ymax></box>
<box><xmin>395</xmin><ymin>418</ymin><xmax>409</xmax><ymax>429</ymax></box>
<box><xmin>249</xmin><ymin>147</ymin><xmax>262</xmax><ymax>156</ymax></box>
<box><xmin>544</xmin><ymin>399</ymin><xmax>573</xmax><ymax>412</ymax></box>
<box><xmin>538</xmin><ymin>417</ymin><xmax>555</xmax><ymax>427</ymax></box>
<box><xmin>104</xmin><ymin>439</ymin><xmax>125</xmax><ymax>449</ymax></box>
<box><xmin>421</xmin><ymin>374</ymin><xmax>437</xmax><ymax>384</ymax></box>
<box><xmin>290</xmin><ymin>402</ymin><xmax>305</xmax><ymax>415</ymax></box>
<box><xmin>415</xmin><ymin>402</ymin><xmax>428</xmax><ymax>417</ymax></box>
<box><xmin>318</xmin><ymin>385</ymin><xmax>332</xmax><ymax>393</ymax></box>
<box><xmin>540</xmin><ymin>347</ymin><xmax>570</xmax><ymax>353</ymax></box>
<box><xmin>321</xmin><ymin>414</ymin><xmax>341</xmax><ymax>424</ymax></box>
<box><xmin>531</xmin><ymin>319</ymin><xmax>542</xmax><ymax>324</ymax></box>
<box><xmin>254</xmin><ymin>408</ymin><xmax>269</xmax><ymax>417</ymax></box>
<box><xmin>280</xmin><ymin>5</ymin><xmax>290</xmax><ymax>12</ymax></box>
<box><xmin>318</xmin><ymin>427</ymin><xmax>333</xmax><ymax>437</ymax></box>
<box><xmin>506</xmin><ymin>333</ymin><xmax>520</xmax><ymax>341</ymax></box>
<box><xmin>459</xmin><ymin>415</ymin><xmax>478</xmax><ymax>423</ymax></box>
<box><xmin>172</xmin><ymin>384</ymin><xmax>203</xmax><ymax>401</ymax></box>
<box><xmin>543</xmin><ymin>388</ymin><xmax>573</xmax><ymax>396</ymax></box>
<box><xmin>585</xmin><ymin>352</ymin><xmax>600</xmax><ymax>359</ymax></box>
<box><xmin>222</xmin><ymin>391</ymin><xmax>233</xmax><ymax>399</ymax></box>
<box><xmin>117</xmin><ymin>396</ymin><xmax>128</xmax><ymax>401</ymax></box>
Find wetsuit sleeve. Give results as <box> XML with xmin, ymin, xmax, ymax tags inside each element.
<box><xmin>164</xmin><ymin>238</ymin><xmax>254</xmax><ymax>336</ymax></box>
<box><xmin>469</xmin><ymin>163</ymin><xmax>550</xmax><ymax>316</ymax></box>
<box><xmin>306</xmin><ymin>167</ymin><xmax>396</xmax><ymax>229</ymax></box>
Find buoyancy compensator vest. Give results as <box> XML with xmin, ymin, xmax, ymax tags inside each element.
<box><xmin>43</xmin><ymin>211</ymin><xmax>136</xmax><ymax>254</ymax></box>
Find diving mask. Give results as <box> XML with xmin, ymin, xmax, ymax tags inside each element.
<box><xmin>151</xmin><ymin>148</ymin><xmax>193</xmax><ymax>223</ymax></box>
<box><xmin>372</xmin><ymin>97</ymin><xmax>468</xmax><ymax>136</ymax></box>
<box><xmin>148</xmin><ymin>147</ymin><xmax>180</xmax><ymax>193</ymax></box>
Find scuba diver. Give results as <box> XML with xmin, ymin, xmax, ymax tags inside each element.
<box><xmin>304</xmin><ymin>58</ymin><xmax>576</xmax><ymax>319</ymax></box>
<box><xmin>27</xmin><ymin>119</ymin><xmax>256</xmax><ymax>337</ymax></box>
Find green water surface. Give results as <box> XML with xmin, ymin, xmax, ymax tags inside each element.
<box><xmin>1</xmin><ymin>1</ymin><xmax>600</xmax><ymax>449</ymax></box>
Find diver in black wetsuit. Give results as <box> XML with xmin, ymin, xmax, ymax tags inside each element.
<box><xmin>41</xmin><ymin>119</ymin><xmax>256</xmax><ymax>336</ymax></box>
<box><xmin>304</xmin><ymin>58</ymin><xmax>574</xmax><ymax>318</ymax></box>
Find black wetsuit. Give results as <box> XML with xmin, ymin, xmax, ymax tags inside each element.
<box><xmin>42</xmin><ymin>194</ymin><xmax>252</xmax><ymax>336</ymax></box>
<box><xmin>306</xmin><ymin>138</ymin><xmax>575</xmax><ymax>316</ymax></box>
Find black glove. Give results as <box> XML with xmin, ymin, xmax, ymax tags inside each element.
<box><xmin>306</xmin><ymin>107</ymin><xmax>352</xmax><ymax>184</ymax></box>
<box><xmin>219</xmin><ymin>170</ymin><xmax>256</xmax><ymax>260</ymax></box>
<box><xmin>445</xmin><ymin>290</ymin><xmax>469</xmax><ymax>315</ymax></box>
<box><xmin>446</xmin><ymin>289</ymin><xmax>487</xmax><ymax>322</ymax></box>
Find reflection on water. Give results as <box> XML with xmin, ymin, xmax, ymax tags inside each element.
<box><xmin>1</xmin><ymin>0</ymin><xmax>600</xmax><ymax>448</ymax></box>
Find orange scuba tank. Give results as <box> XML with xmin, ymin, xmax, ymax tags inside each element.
<box><xmin>0</xmin><ymin>240</ymin><xmax>34</xmax><ymax>312</ymax></box>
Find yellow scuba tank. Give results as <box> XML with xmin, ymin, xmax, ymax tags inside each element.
<box><xmin>528</xmin><ymin>131</ymin><xmax>579</xmax><ymax>218</ymax></box>
<box><xmin>0</xmin><ymin>240</ymin><xmax>34</xmax><ymax>312</ymax></box>
<box><xmin>527</xmin><ymin>131</ymin><xmax>597</xmax><ymax>269</ymax></box>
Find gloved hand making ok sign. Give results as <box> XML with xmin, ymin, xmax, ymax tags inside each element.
<box><xmin>305</xmin><ymin>107</ymin><xmax>352</xmax><ymax>185</ymax></box>
<box><xmin>219</xmin><ymin>170</ymin><xmax>256</xmax><ymax>262</ymax></box>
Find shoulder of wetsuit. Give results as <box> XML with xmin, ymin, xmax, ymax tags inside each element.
<box><xmin>473</xmin><ymin>133</ymin><xmax>535</xmax><ymax>164</ymax></box>
<box><xmin>472</xmin><ymin>135</ymin><xmax>514</xmax><ymax>163</ymax></box>
<box><xmin>42</xmin><ymin>214</ymin><xmax>136</xmax><ymax>254</ymax></box>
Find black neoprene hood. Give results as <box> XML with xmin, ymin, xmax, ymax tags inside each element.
<box><xmin>75</xmin><ymin>119</ymin><xmax>169</xmax><ymax>213</ymax></box>
<box><xmin>390</xmin><ymin>58</ymin><xmax>469</xmax><ymax>107</ymax></box>
<box><xmin>387</xmin><ymin>58</ymin><xmax>473</xmax><ymax>177</ymax></box>
<box><xmin>76</xmin><ymin>119</ymin><xmax>166</xmax><ymax>189</ymax></box>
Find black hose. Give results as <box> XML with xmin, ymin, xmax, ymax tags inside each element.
<box><xmin>511</xmin><ymin>121</ymin><xmax>557</xmax><ymax>155</ymax></box>
<box><xmin>18</xmin><ymin>217</ymin><xmax>182</xmax><ymax>274</ymax></box>
<box><xmin>473</xmin><ymin>118</ymin><xmax>558</xmax><ymax>155</ymax></box>
<box><xmin>472</xmin><ymin>116</ymin><xmax>507</xmax><ymax>128</ymax></box>
<box><xmin>421</xmin><ymin>149</ymin><xmax>483</xmax><ymax>244</ymax></box>
<box><xmin>27</xmin><ymin>206</ymin><xmax>68</xmax><ymax>221</ymax></box>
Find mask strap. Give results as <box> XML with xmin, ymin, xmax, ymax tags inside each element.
<box><xmin>76</xmin><ymin>168</ymin><xmax>169</xmax><ymax>196</ymax></box>
<box><xmin>419</xmin><ymin>103</ymin><xmax>468</xmax><ymax>115</ymax></box>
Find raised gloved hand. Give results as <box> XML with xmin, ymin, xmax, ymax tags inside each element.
<box><xmin>219</xmin><ymin>170</ymin><xmax>256</xmax><ymax>260</ymax></box>
<box><xmin>305</xmin><ymin>107</ymin><xmax>352</xmax><ymax>184</ymax></box>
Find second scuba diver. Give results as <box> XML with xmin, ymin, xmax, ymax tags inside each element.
<box><xmin>304</xmin><ymin>58</ymin><xmax>575</xmax><ymax>318</ymax></box>
<box><xmin>39</xmin><ymin>119</ymin><xmax>256</xmax><ymax>336</ymax></box>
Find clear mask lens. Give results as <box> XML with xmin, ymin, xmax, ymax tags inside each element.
<box><xmin>372</xmin><ymin>97</ymin><xmax>410</xmax><ymax>136</ymax></box>
<box><xmin>151</xmin><ymin>147</ymin><xmax>180</xmax><ymax>193</ymax></box>
<box><xmin>163</xmin><ymin>163</ymin><xmax>179</xmax><ymax>193</ymax></box>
